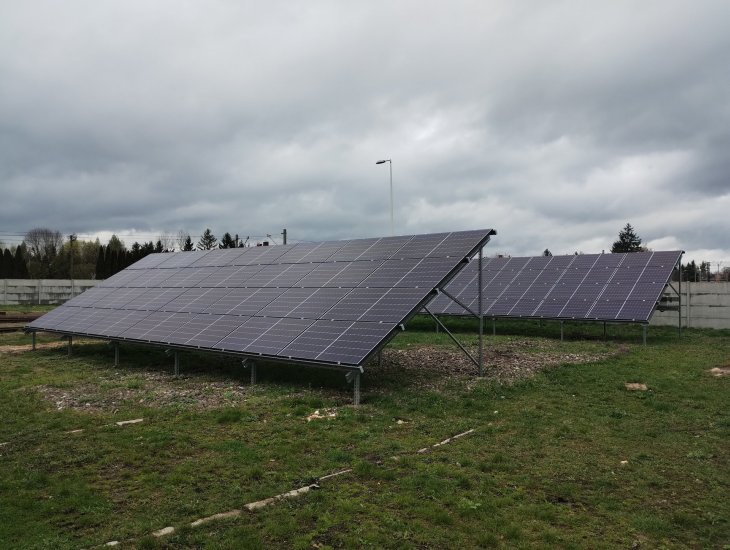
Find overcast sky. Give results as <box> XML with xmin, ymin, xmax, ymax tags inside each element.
<box><xmin>1</xmin><ymin>1</ymin><xmax>728</xmax><ymax>264</ymax></box>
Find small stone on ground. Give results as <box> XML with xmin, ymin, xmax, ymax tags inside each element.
<box><xmin>625</xmin><ymin>383</ymin><xmax>648</xmax><ymax>391</ymax></box>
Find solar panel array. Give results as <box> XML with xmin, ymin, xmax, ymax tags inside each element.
<box><xmin>428</xmin><ymin>251</ymin><xmax>682</xmax><ymax>322</ymax></box>
<box><xmin>29</xmin><ymin>229</ymin><xmax>495</xmax><ymax>367</ymax></box>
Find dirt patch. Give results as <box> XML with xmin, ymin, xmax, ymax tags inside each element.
<box><xmin>708</xmin><ymin>366</ymin><xmax>730</xmax><ymax>377</ymax></box>
<box><xmin>625</xmin><ymin>383</ymin><xmax>649</xmax><ymax>391</ymax></box>
<box><xmin>367</xmin><ymin>339</ymin><xmax>614</xmax><ymax>390</ymax></box>
<box><xmin>0</xmin><ymin>342</ymin><xmax>69</xmax><ymax>354</ymax></box>
<box><xmin>26</xmin><ymin>339</ymin><xmax>615</xmax><ymax>413</ymax></box>
<box><xmin>35</xmin><ymin>370</ymin><xmax>253</xmax><ymax>413</ymax></box>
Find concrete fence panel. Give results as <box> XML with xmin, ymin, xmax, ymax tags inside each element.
<box><xmin>1</xmin><ymin>279</ymin><xmax>99</xmax><ymax>306</ymax></box>
<box><xmin>651</xmin><ymin>282</ymin><xmax>730</xmax><ymax>330</ymax></box>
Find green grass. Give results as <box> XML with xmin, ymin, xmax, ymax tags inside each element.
<box><xmin>0</xmin><ymin>318</ymin><xmax>728</xmax><ymax>549</ymax></box>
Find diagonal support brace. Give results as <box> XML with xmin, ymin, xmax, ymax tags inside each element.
<box><xmin>423</xmin><ymin>305</ymin><xmax>479</xmax><ymax>369</ymax></box>
<box><xmin>438</xmin><ymin>288</ymin><xmax>480</xmax><ymax>319</ymax></box>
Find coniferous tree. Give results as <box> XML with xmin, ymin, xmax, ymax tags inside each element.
<box><xmin>130</xmin><ymin>242</ymin><xmax>142</xmax><ymax>263</ymax></box>
<box><xmin>107</xmin><ymin>234</ymin><xmax>125</xmax><ymax>252</ymax></box>
<box><xmin>197</xmin><ymin>229</ymin><xmax>217</xmax><ymax>250</ymax></box>
<box><xmin>0</xmin><ymin>249</ymin><xmax>6</xmax><ymax>278</ymax></box>
<box><xmin>543</xmin><ymin>249</ymin><xmax>552</xmax><ymax>257</ymax></box>
<box><xmin>154</xmin><ymin>240</ymin><xmax>164</xmax><ymax>253</ymax></box>
<box><xmin>219</xmin><ymin>232</ymin><xmax>236</xmax><ymax>249</ymax></box>
<box><xmin>183</xmin><ymin>236</ymin><xmax>194</xmax><ymax>251</ymax></box>
<box><xmin>13</xmin><ymin>247</ymin><xmax>29</xmax><ymax>278</ymax></box>
<box><xmin>95</xmin><ymin>246</ymin><xmax>105</xmax><ymax>279</ymax></box>
<box><xmin>611</xmin><ymin>223</ymin><xmax>643</xmax><ymax>253</ymax></box>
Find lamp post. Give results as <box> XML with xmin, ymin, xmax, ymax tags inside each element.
<box><xmin>376</xmin><ymin>159</ymin><xmax>393</xmax><ymax>236</ymax></box>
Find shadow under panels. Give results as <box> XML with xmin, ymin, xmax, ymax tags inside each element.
<box><xmin>428</xmin><ymin>250</ymin><xmax>682</xmax><ymax>323</ymax></box>
<box><xmin>29</xmin><ymin>229</ymin><xmax>496</xmax><ymax>367</ymax></box>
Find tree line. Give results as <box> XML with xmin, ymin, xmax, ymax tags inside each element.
<box><xmin>0</xmin><ymin>227</ymin><xmax>254</xmax><ymax>280</ymax></box>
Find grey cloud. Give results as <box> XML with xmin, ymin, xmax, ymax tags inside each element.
<box><xmin>0</xmin><ymin>0</ymin><xmax>728</xmax><ymax>264</ymax></box>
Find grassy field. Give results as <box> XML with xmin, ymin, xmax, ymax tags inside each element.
<box><xmin>0</xmin><ymin>316</ymin><xmax>727</xmax><ymax>549</ymax></box>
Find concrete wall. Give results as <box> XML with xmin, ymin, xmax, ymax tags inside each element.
<box><xmin>651</xmin><ymin>282</ymin><xmax>730</xmax><ymax>329</ymax></box>
<box><xmin>1</xmin><ymin>279</ymin><xmax>99</xmax><ymax>305</ymax></box>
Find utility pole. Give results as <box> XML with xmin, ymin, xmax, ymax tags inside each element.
<box><xmin>68</xmin><ymin>233</ymin><xmax>77</xmax><ymax>280</ymax></box>
<box><xmin>281</xmin><ymin>228</ymin><xmax>287</xmax><ymax>245</ymax></box>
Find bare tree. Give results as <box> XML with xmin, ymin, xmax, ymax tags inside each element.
<box><xmin>24</xmin><ymin>227</ymin><xmax>63</xmax><ymax>277</ymax></box>
<box><xmin>157</xmin><ymin>231</ymin><xmax>175</xmax><ymax>252</ymax></box>
<box><xmin>176</xmin><ymin>230</ymin><xmax>189</xmax><ymax>251</ymax></box>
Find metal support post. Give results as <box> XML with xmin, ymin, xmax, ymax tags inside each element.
<box><xmin>603</xmin><ymin>322</ymin><xmax>607</xmax><ymax>340</ymax></box>
<box><xmin>174</xmin><ymin>351</ymin><xmax>179</xmax><ymax>377</ymax></box>
<box><xmin>114</xmin><ymin>342</ymin><xmax>119</xmax><ymax>367</ymax></box>
<box><xmin>68</xmin><ymin>335</ymin><xmax>72</xmax><ymax>356</ymax></box>
<box><xmin>560</xmin><ymin>321</ymin><xmax>564</xmax><ymax>342</ymax></box>
<box><xmin>642</xmin><ymin>324</ymin><xmax>647</xmax><ymax>346</ymax></box>
<box><xmin>32</xmin><ymin>332</ymin><xmax>36</xmax><ymax>350</ymax></box>
<box><xmin>250</xmin><ymin>361</ymin><xmax>257</xmax><ymax>385</ymax></box>
<box><xmin>353</xmin><ymin>372</ymin><xmax>361</xmax><ymax>406</ymax></box>
<box><xmin>678</xmin><ymin>261</ymin><xmax>682</xmax><ymax>337</ymax></box>
<box><xmin>478</xmin><ymin>247</ymin><xmax>484</xmax><ymax>377</ymax></box>
<box><xmin>492</xmin><ymin>317</ymin><xmax>496</xmax><ymax>336</ymax></box>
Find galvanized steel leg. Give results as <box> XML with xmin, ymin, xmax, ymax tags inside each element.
<box><xmin>114</xmin><ymin>341</ymin><xmax>119</xmax><ymax>367</ymax></box>
<box><xmin>68</xmin><ymin>335</ymin><xmax>72</xmax><ymax>356</ymax></box>
<box><xmin>560</xmin><ymin>321</ymin><xmax>564</xmax><ymax>342</ymax></box>
<box><xmin>174</xmin><ymin>351</ymin><xmax>179</xmax><ymax>377</ymax></box>
<box><xmin>353</xmin><ymin>372</ymin><xmax>361</xmax><ymax>406</ymax></box>
<box><xmin>32</xmin><ymin>332</ymin><xmax>36</xmax><ymax>351</ymax></box>
<box><xmin>492</xmin><ymin>318</ymin><xmax>496</xmax><ymax>336</ymax></box>
<box><xmin>603</xmin><ymin>322</ymin><xmax>607</xmax><ymax>340</ymax></box>
<box><xmin>678</xmin><ymin>260</ymin><xmax>682</xmax><ymax>337</ymax></box>
<box><xmin>478</xmin><ymin>247</ymin><xmax>484</xmax><ymax>377</ymax></box>
<box><xmin>643</xmin><ymin>325</ymin><xmax>647</xmax><ymax>346</ymax></box>
<box><xmin>250</xmin><ymin>362</ymin><xmax>257</xmax><ymax>385</ymax></box>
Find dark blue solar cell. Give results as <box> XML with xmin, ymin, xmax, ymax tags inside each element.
<box><xmin>359</xmin><ymin>259</ymin><xmax>421</xmax><ymax>288</ymax></box>
<box><xmin>359</xmin><ymin>288</ymin><xmax>428</xmax><ymax>323</ymax></box>
<box><xmin>329</xmin><ymin>261</ymin><xmax>382</xmax><ymax>287</ymax></box>
<box><xmin>396</xmin><ymin>233</ymin><xmax>449</xmax><ymax>258</ymax></box>
<box><xmin>297</xmin><ymin>263</ymin><xmax>347</xmax><ymax>287</ymax></box>
<box><xmin>327</xmin><ymin>239</ymin><xmax>379</xmax><ymax>262</ymax></box>
<box><xmin>257</xmin><ymin>288</ymin><xmax>318</xmax><ymax>317</ymax></box>
<box><xmin>244</xmin><ymin>318</ymin><xmax>316</xmax><ymax>356</ymax></box>
<box><xmin>120</xmin><ymin>311</ymin><xmax>175</xmax><ymax>340</ymax></box>
<box><xmin>189</xmin><ymin>247</ymin><xmax>248</xmax><ymax>268</ymax></box>
<box><xmin>358</xmin><ymin>235</ymin><xmax>414</xmax><ymax>260</ymax></box>
<box><xmin>280</xmin><ymin>319</ymin><xmax>354</xmax><ymax>361</ymax></box>
<box><xmin>157</xmin><ymin>250</ymin><xmax>212</xmax><ymax>269</ymax></box>
<box><xmin>215</xmin><ymin>317</ymin><xmax>282</xmax><ymax>352</ymax></box>
<box><xmin>186</xmin><ymin>314</ymin><xmax>249</xmax><ymax>348</ymax></box>
<box><xmin>316</xmin><ymin>322</ymin><xmax>394</xmax><ymax>365</ymax></box>
<box><xmin>204</xmin><ymin>287</ymin><xmax>259</xmax><ymax>315</ymax></box>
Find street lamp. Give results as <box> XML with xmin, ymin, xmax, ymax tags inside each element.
<box><xmin>376</xmin><ymin>159</ymin><xmax>393</xmax><ymax>236</ymax></box>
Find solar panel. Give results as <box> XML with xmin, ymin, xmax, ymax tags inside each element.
<box><xmin>29</xmin><ymin>229</ymin><xmax>496</xmax><ymax>367</ymax></box>
<box><xmin>429</xmin><ymin>251</ymin><xmax>682</xmax><ymax>322</ymax></box>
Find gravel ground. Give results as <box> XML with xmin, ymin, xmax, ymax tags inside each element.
<box><xmin>8</xmin><ymin>338</ymin><xmax>616</xmax><ymax>413</ymax></box>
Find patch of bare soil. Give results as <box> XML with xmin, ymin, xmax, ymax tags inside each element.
<box><xmin>367</xmin><ymin>339</ymin><xmax>614</xmax><ymax>390</ymax></box>
<box><xmin>35</xmin><ymin>370</ymin><xmax>252</xmax><ymax>413</ymax></box>
<box><xmin>0</xmin><ymin>342</ymin><xmax>68</xmax><ymax>354</ymax></box>
<box><xmin>708</xmin><ymin>366</ymin><xmax>730</xmax><ymax>377</ymax></box>
<box><xmin>27</xmin><ymin>339</ymin><xmax>615</xmax><ymax>412</ymax></box>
